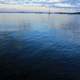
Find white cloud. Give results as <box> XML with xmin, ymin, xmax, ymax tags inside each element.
<box><xmin>49</xmin><ymin>0</ymin><xmax>64</xmax><ymax>2</ymax></box>
<box><xmin>0</xmin><ymin>0</ymin><xmax>80</xmax><ymax>8</ymax></box>
<box><xmin>54</xmin><ymin>3</ymin><xmax>79</xmax><ymax>8</ymax></box>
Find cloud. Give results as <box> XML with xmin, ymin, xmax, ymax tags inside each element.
<box><xmin>0</xmin><ymin>0</ymin><xmax>80</xmax><ymax>8</ymax></box>
<box><xmin>51</xmin><ymin>0</ymin><xmax>80</xmax><ymax>8</ymax></box>
<box><xmin>54</xmin><ymin>3</ymin><xmax>78</xmax><ymax>8</ymax></box>
<box><xmin>49</xmin><ymin>0</ymin><xmax>64</xmax><ymax>2</ymax></box>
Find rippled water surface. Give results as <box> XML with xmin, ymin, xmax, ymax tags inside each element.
<box><xmin>0</xmin><ymin>13</ymin><xmax>80</xmax><ymax>80</ymax></box>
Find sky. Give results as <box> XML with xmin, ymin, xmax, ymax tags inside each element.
<box><xmin>0</xmin><ymin>0</ymin><xmax>80</xmax><ymax>8</ymax></box>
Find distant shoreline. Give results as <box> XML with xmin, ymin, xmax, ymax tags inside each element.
<box><xmin>0</xmin><ymin>12</ymin><xmax>80</xmax><ymax>15</ymax></box>
<box><xmin>0</xmin><ymin>4</ymin><xmax>80</xmax><ymax>15</ymax></box>
<box><xmin>54</xmin><ymin>12</ymin><xmax>80</xmax><ymax>14</ymax></box>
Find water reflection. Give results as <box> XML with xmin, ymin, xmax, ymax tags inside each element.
<box><xmin>0</xmin><ymin>13</ymin><xmax>80</xmax><ymax>80</ymax></box>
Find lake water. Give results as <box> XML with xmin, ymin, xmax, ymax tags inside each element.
<box><xmin>0</xmin><ymin>13</ymin><xmax>80</xmax><ymax>80</ymax></box>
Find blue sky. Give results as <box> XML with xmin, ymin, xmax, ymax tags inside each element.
<box><xmin>0</xmin><ymin>0</ymin><xmax>80</xmax><ymax>8</ymax></box>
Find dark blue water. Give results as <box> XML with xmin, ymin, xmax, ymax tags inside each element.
<box><xmin>0</xmin><ymin>13</ymin><xmax>80</xmax><ymax>80</ymax></box>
